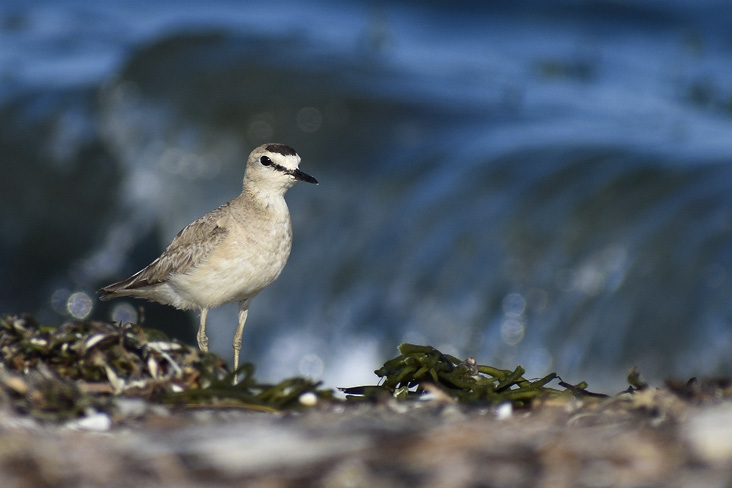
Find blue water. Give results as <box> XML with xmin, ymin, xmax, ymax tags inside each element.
<box><xmin>3</xmin><ymin>0</ymin><xmax>732</xmax><ymax>390</ymax></box>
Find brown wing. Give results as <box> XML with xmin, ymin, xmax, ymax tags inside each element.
<box><xmin>99</xmin><ymin>203</ymin><xmax>231</xmax><ymax>297</ymax></box>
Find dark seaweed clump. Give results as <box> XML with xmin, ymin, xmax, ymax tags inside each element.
<box><xmin>343</xmin><ymin>343</ymin><xmax>602</xmax><ymax>406</ymax></box>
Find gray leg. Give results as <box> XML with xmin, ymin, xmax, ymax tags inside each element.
<box><xmin>197</xmin><ymin>308</ymin><xmax>209</xmax><ymax>352</ymax></box>
<box><xmin>233</xmin><ymin>299</ymin><xmax>251</xmax><ymax>371</ymax></box>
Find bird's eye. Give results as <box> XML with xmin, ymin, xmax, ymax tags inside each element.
<box><xmin>260</xmin><ymin>156</ymin><xmax>272</xmax><ymax>166</ymax></box>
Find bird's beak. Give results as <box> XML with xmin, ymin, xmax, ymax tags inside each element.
<box><xmin>294</xmin><ymin>168</ymin><xmax>318</xmax><ymax>185</ymax></box>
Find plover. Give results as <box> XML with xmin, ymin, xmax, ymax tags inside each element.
<box><xmin>98</xmin><ymin>143</ymin><xmax>318</xmax><ymax>370</ymax></box>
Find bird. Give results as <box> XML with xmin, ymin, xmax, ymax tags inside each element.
<box><xmin>98</xmin><ymin>143</ymin><xmax>318</xmax><ymax>371</ymax></box>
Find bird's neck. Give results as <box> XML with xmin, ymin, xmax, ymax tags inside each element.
<box><xmin>241</xmin><ymin>181</ymin><xmax>289</xmax><ymax>213</ymax></box>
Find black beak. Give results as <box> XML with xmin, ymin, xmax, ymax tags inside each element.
<box><xmin>293</xmin><ymin>168</ymin><xmax>318</xmax><ymax>185</ymax></box>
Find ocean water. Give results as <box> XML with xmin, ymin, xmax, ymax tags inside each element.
<box><xmin>3</xmin><ymin>0</ymin><xmax>732</xmax><ymax>390</ymax></box>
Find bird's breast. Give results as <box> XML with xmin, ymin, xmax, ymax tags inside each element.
<box><xmin>169</xmin><ymin>213</ymin><xmax>293</xmax><ymax>307</ymax></box>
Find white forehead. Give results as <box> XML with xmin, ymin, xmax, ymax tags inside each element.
<box><xmin>271</xmin><ymin>152</ymin><xmax>301</xmax><ymax>170</ymax></box>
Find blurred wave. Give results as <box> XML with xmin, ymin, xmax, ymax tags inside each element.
<box><xmin>3</xmin><ymin>0</ymin><xmax>732</xmax><ymax>389</ymax></box>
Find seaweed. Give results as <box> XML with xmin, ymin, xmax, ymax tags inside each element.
<box><xmin>341</xmin><ymin>343</ymin><xmax>599</xmax><ymax>407</ymax></box>
<box><xmin>0</xmin><ymin>315</ymin><xmax>331</xmax><ymax>420</ymax></box>
<box><xmin>0</xmin><ymin>314</ymin><xmax>658</xmax><ymax>424</ymax></box>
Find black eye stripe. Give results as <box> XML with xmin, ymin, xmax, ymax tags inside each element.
<box><xmin>272</xmin><ymin>162</ymin><xmax>293</xmax><ymax>175</ymax></box>
<box><xmin>260</xmin><ymin>154</ymin><xmax>296</xmax><ymax>176</ymax></box>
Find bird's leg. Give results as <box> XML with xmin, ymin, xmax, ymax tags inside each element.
<box><xmin>197</xmin><ymin>308</ymin><xmax>209</xmax><ymax>352</ymax></box>
<box><xmin>233</xmin><ymin>299</ymin><xmax>250</xmax><ymax>372</ymax></box>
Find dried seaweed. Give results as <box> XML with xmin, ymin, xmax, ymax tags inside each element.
<box><xmin>0</xmin><ymin>315</ymin><xmax>331</xmax><ymax>420</ymax></box>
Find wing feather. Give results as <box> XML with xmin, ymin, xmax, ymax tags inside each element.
<box><xmin>99</xmin><ymin>202</ymin><xmax>231</xmax><ymax>297</ymax></box>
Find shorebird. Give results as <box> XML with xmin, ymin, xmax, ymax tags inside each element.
<box><xmin>98</xmin><ymin>143</ymin><xmax>318</xmax><ymax>370</ymax></box>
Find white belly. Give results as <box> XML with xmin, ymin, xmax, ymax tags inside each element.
<box><xmin>168</xmin><ymin>218</ymin><xmax>293</xmax><ymax>308</ymax></box>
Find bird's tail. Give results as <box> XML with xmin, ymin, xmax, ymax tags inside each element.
<box><xmin>97</xmin><ymin>273</ymin><xmax>144</xmax><ymax>300</ymax></box>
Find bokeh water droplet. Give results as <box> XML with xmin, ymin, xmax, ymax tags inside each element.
<box><xmin>111</xmin><ymin>302</ymin><xmax>138</xmax><ymax>325</ymax></box>
<box><xmin>67</xmin><ymin>292</ymin><xmax>93</xmax><ymax>319</ymax></box>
